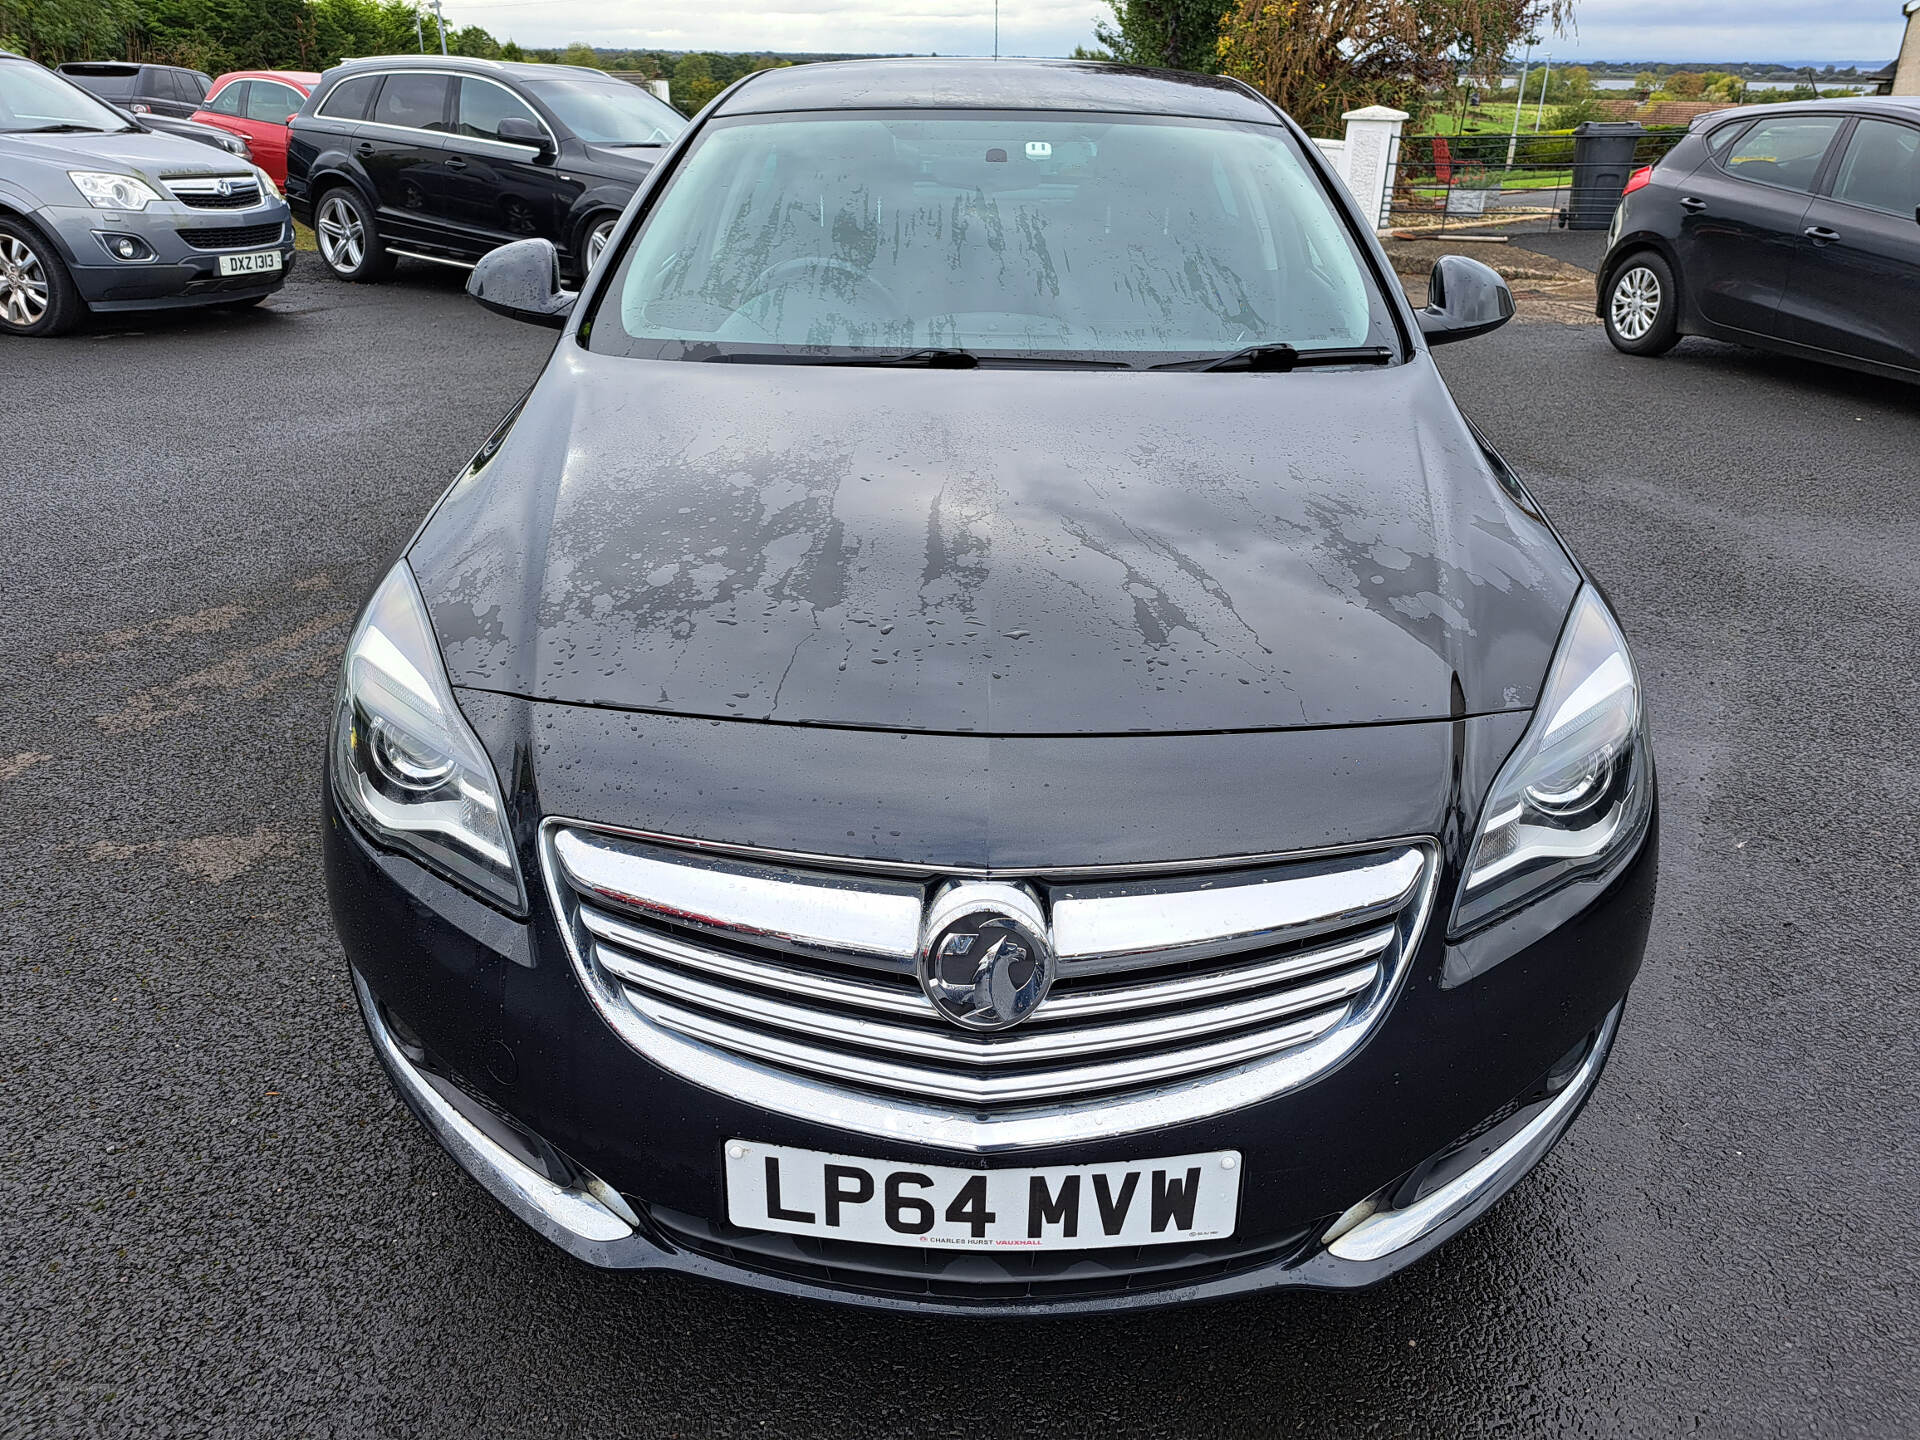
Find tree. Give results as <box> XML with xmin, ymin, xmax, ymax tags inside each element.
<box><xmin>1095</xmin><ymin>0</ymin><xmax>1223</xmax><ymax>72</ymax></box>
<box><xmin>0</xmin><ymin>0</ymin><xmax>133</xmax><ymax>64</ymax></box>
<box><xmin>560</xmin><ymin>40</ymin><xmax>597</xmax><ymax>66</ymax></box>
<box><xmin>672</xmin><ymin>51</ymin><xmax>721</xmax><ymax>113</ymax></box>
<box><xmin>1662</xmin><ymin>71</ymin><xmax>1705</xmax><ymax>99</ymax></box>
<box><xmin>449</xmin><ymin>24</ymin><xmax>498</xmax><ymax>58</ymax></box>
<box><xmin>1215</xmin><ymin>0</ymin><xmax>1576</xmax><ymax>135</ymax></box>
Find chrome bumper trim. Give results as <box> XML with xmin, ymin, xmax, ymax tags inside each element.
<box><xmin>352</xmin><ymin>968</ymin><xmax>635</xmax><ymax>1244</ymax></box>
<box><xmin>1326</xmin><ymin>1004</ymin><xmax>1622</xmax><ymax>1262</ymax></box>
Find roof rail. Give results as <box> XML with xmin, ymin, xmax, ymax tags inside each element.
<box><xmin>339</xmin><ymin>53</ymin><xmax>505</xmax><ymax>69</ymax></box>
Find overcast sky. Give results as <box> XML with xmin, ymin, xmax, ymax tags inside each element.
<box><xmin>448</xmin><ymin>0</ymin><xmax>1911</xmax><ymax>66</ymax></box>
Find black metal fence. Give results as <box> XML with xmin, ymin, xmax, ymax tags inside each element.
<box><xmin>1384</xmin><ymin>128</ymin><xmax>1689</xmax><ymax>235</ymax></box>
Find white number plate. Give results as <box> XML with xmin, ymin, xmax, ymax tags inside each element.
<box><xmin>725</xmin><ymin>1140</ymin><xmax>1241</xmax><ymax>1251</ymax></box>
<box><xmin>217</xmin><ymin>250</ymin><xmax>282</xmax><ymax>276</ymax></box>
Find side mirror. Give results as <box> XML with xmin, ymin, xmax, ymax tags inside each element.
<box><xmin>1417</xmin><ymin>254</ymin><xmax>1515</xmax><ymax>345</ymax></box>
<box><xmin>496</xmin><ymin>116</ymin><xmax>552</xmax><ymax>159</ymax></box>
<box><xmin>468</xmin><ymin>238</ymin><xmax>575</xmax><ymax>329</ymax></box>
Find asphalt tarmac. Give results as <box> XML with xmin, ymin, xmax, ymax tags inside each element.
<box><xmin>3</xmin><ymin>263</ymin><xmax>1915</xmax><ymax>1438</ymax></box>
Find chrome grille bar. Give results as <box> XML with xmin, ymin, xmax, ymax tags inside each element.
<box><xmin>1037</xmin><ymin>927</ymin><xmax>1396</xmax><ymax>1021</ymax></box>
<box><xmin>581</xmin><ymin>904</ymin><xmax>935</xmax><ymax>1020</ymax></box>
<box><xmin>640</xmin><ymin>996</ymin><xmax>1347</xmax><ymax>1106</ymax></box>
<box><xmin>580</xmin><ymin>899</ymin><xmax>1397</xmax><ymax>1026</ymax></box>
<box><xmin>1051</xmin><ymin>848</ymin><xmax>1425</xmax><ymax>975</ymax></box>
<box><xmin>554</xmin><ymin>827</ymin><xmax>923</xmax><ymax>970</ymax></box>
<box><xmin>592</xmin><ymin>936</ymin><xmax>1377</xmax><ymax>1068</ymax></box>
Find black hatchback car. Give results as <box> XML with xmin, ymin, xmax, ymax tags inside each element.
<box><xmin>286</xmin><ymin>55</ymin><xmax>685</xmax><ymax>282</ymax></box>
<box><xmin>326</xmin><ymin>59</ymin><xmax>1657</xmax><ymax>1315</ymax></box>
<box><xmin>1600</xmin><ymin>97</ymin><xmax>1920</xmax><ymax>382</ymax></box>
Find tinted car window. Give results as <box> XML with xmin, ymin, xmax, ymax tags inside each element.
<box><xmin>169</xmin><ymin>70</ymin><xmax>206</xmax><ymax>103</ymax></box>
<box><xmin>319</xmin><ymin>73</ymin><xmax>380</xmax><ymax>121</ymax></box>
<box><xmin>207</xmin><ymin>81</ymin><xmax>247</xmax><ymax>116</ymax></box>
<box><xmin>1830</xmin><ymin>118</ymin><xmax>1920</xmax><ymax>216</ymax></box>
<box><xmin>1704</xmin><ymin>121</ymin><xmax>1748</xmax><ymax>157</ymax></box>
<box><xmin>523</xmin><ymin>78</ymin><xmax>685</xmax><ymax>146</ymax></box>
<box><xmin>1721</xmin><ymin>115</ymin><xmax>1844</xmax><ymax>193</ymax></box>
<box><xmin>456</xmin><ymin>76</ymin><xmax>541</xmax><ymax>140</ymax></box>
<box><xmin>247</xmin><ymin>80</ymin><xmax>303</xmax><ymax>123</ymax></box>
<box><xmin>594</xmin><ymin>112</ymin><xmax>1388</xmax><ymax>361</ymax></box>
<box><xmin>371</xmin><ymin>72</ymin><xmax>451</xmax><ymax>132</ymax></box>
<box><xmin>67</xmin><ymin>68</ymin><xmax>139</xmax><ymax>99</ymax></box>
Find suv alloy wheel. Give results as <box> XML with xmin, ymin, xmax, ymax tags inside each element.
<box><xmin>0</xmin><ymin>220</ymin><xmax>81</xmax><ymax>337</ymax></box>
<box><xmin>315</xmin><ymin>187</ymin><xmax>393</xmax><ymax>282</ymax></box>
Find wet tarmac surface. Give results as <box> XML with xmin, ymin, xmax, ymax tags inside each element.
<box><xmin>3</xmin><ymin>265</ymin><xmax>1915</xmax><ymax>1437</ymax></box>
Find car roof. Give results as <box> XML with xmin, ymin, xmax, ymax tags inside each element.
<box><xmin>712</xmin><ymin>58</ymin><xmax>1277</xmax><ymax>123</ymax></box>
<box><xmin>326</xmin><ymin>54</ymin><xmax>606</xmax><ymax>83</ymax></box>
<box><xmin>215</xmin><ymin>69</ymin><xmax>321</xmax><ymax>88</ymax></box>
<box><xmin>1695</xmin><ymin>95</ymin><xmax>1920</xmax><ymax>126</ymax></box>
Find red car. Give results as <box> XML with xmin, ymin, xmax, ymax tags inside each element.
<box><xmin>190</xmin><ymin>69</ymin><xmax>320</xmax><ymax>186</ymax></box>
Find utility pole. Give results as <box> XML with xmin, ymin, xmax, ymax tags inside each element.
<box><xmin>1534</xmin><ymin>53</ymin><xmax>1552</xmax><ymax>132</ymax></box>
<box><xmin>415</xmin><ymin>11</ymin><xmax>424</xmax><ymax>52</ymax></box>
<box><xmin>431</xmin><ymin>0</ymin><xmax>449</xmax><ymax>56</ymax></box>
<box><xmin>1506</xmin><ymin>43</ymin><xmax>1532</xmax><ymax>168</ymax></box>
<box><xmin>993</xmin><ymin>0</ymin><xmax>999</xmax><ymax>60</ymax></box>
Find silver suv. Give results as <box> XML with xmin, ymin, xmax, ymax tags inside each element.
<box><xmin>0</xmin><ymin>51</ymin><xmax>292</xmax><ymax>337</ymax></box>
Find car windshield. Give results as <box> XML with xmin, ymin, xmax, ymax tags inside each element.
<box><xmin>588</xmin><ymin>111</ymin><xmax>1392</xmax><ymax>365</ymax></box>
<box><xmin>1</xmin><ymin>63</ymin><xmax>133</xmax><ymax>132</ymax></box>
<box><xmin>524</xmin><ymin>78</ymin><xmax>686</xmax><ymax>147</ymax></box>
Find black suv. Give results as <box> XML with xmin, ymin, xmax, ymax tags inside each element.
<box><xmin>57</xmin><ymin>62</ymin><xmax>211</xmax><ymax>119</ymax></box>
<box><xmin>287</xmin><ymin>56</ymin><xmax>686</xmax><ymax>283</ymax></box>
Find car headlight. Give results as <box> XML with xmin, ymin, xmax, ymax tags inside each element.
<box><xmin>253</xmin><ymin>165</ymin><xmax>280</xmax><ymax>200</ymax></box>
<box><xmin>332</xmin><ymin>561</ymin><xmax>524</xmax><ymax>911</ymax></box>
<box><xmin>1451</xmin><ymin>586</ymin><xmax>1652</xmax><ymax>936</ymax></box>
<box><xmin>69</xmin><ymin>170</ymin><xmax>162</xmax><ymax>211</ymax></box>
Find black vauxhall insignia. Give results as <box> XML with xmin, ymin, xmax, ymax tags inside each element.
<box><xmin>325</xmin><ymin>59</ymin><xmax>1658</xmax><ymax>1314</ymax></box>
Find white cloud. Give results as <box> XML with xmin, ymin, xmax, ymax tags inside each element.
<box><xmin>450</xmin><ymin>0</ymin><xmax>1911</xmax><ymax>65</ymax></box>
<box><xmin>451</xmin><ymin>0</ymin><xmax>1111</xmax><ymax>58</ymax></box>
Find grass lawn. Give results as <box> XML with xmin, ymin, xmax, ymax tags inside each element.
<box><xmin>1424</xmin><ymin>102</ymin><xmax>1566</xmax><ymax>137</ymax></box>
<box><xmin>294</xmin><ymin>220</ymin><xmax>317</xmax><ymax>253</ymax></box>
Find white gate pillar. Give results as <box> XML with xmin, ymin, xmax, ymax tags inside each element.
<box><xmin>1340</xmin><ymin>106</ymin><xmax>1410</xmax><ymax>231</ymax></box>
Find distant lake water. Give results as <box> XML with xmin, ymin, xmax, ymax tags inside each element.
<box><xmin>1503</xmin><ymin>75</ymin><xmax>1869</xmax><ymax>93</ymax></box>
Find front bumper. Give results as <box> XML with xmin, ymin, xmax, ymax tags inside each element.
<box><xmin>33</xmin><ymin>197</ymin><xmax>294</xmax><ymax>309</ymax></box>
<box><xmin>326</xmin><ymin>782</ymin><xmax>1658</xmax><ymax>1316</ymax></box>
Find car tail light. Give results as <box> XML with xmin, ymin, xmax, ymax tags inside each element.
<box><xmin>1623</xmin><ymin>166</ymin><xmax>1653</xmax><ymax>197</ymax></box>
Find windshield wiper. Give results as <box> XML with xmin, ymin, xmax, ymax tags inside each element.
<box><xmin>697</xmin><ymin>348</ymin><xmax>1130</xmax><ymax>370</ymax></box>
<box><xmin>824</xmin><ymin>348</ymin><xmax>982</xmax><ymax>368</ymax></box>
<box><xmin>1153</xmin><ymin>344</ymin><xmax>1396</xmax><ymax>373</ymax></box>
<box><xmin>17</xmin><ymin>123</ymin><xmax>111</xmax><ymax>134</ymax></box>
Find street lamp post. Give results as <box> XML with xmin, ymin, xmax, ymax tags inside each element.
<box><xmin>1535</xmin><ymin>53</ymin><xmax>1552</xmax><ymax>132</ymax></box>
<box><xmin>1507</xmin><ymin>43</ymin><xmax>1532</xmax><ymax>168</ymax></box>
<box><xmin>431</xmin><ymin>0</ymin><xmax>449</xmax><ymax>56</ymax></box>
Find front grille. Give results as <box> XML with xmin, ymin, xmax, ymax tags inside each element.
<box><xmin>176</xmin><ymin>222</ymin><xmax>285</xmax><ymax>250</ymax></box>
<box><xmin>545</xmin><ymin>825</ymin><xmax>1436</xmax><ymax>1149</ymax></box>
<box><xmin>164</xmin><ymin>175</ymin><xmax>263</xmax><ymax>210</ymax></box>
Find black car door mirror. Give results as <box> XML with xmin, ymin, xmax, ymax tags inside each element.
<box><xmin>469</xmin><ymin>239</ymin><xmax>576</xmax><ymax>329</ymax></box>
<box><xmin>496</xmin><ymin>116</ymin><xmax>552</xmax><ymax>160</ymax></box>
<box><xmin>1417</xmin><ymin>254</ymin><xmax>1515</xmax><ymax>345</ymax></box>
